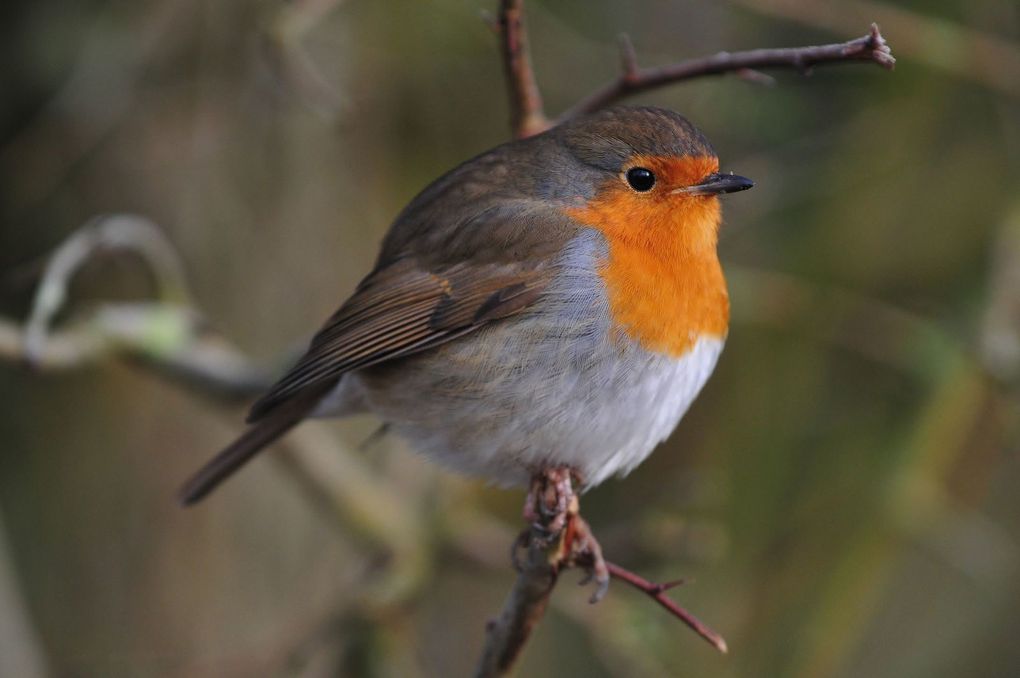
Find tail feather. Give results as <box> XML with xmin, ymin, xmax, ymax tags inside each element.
<box><xmin>179</xmin><ymin>384</ymin><xmax>331</xmax><ymax>506</ymax></box>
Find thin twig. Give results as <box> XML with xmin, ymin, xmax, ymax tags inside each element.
<box><xmin>2</xmin><ymin>215</ymin><xmax>268</xmax><ymax>398</ymax></box>
<box><xmin>23</xmin><ymin>214</ymin><xmax>191</xmax><ymax>366</ymax></box>
<box><xmin>556</xmin><ymin>23</ymin><xmax>894</xmax><ymax>123</ymax></box>
<box><xmin>476</xmin><ymin>523</ymin><xmax>725</xmax><ymax>678</ymax></box>
<box><xmin>729</xmin><ymin>0</ymin><xmax>1019</xmax><ymax>99</ymax></box>
<box><xmin>497</xmin><ymin>0</ymin><xmax>548</xmax><ymax>138</ymax></box>
<box><xmin>474</xmin><ymin>469</ymin><xmax>726</xmax><ymax>677</ymax></box>
<box><xmin>605</xmin><ymin>561</ymin><xmax>727</xmax><ymax>653</ymax></box>
<box><xmin>474</xmin><ymin>530</ymin><xmax>561</xmax><ymax>677</ymax></box>
<box><xmin>617</xmin><ymin>33</ymin><xmax>639</xmax><ymax>80</ymax></box>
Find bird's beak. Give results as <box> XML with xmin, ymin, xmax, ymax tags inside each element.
<box><xmin>673</xmin><ymin>172</ymin><xmax>754</xmax><ymax>196</ymax></box>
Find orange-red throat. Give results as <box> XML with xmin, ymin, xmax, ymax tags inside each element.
<box><xmin>565</xmin><ymin>155</ymin><xmax>729</xmax><ymax>357</ymax></box>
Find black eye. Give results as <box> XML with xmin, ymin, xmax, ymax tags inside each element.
<box><xmin>625</xmin><ymin>167</ymin><xmax>655</xmax><ymax>192</ymax></box>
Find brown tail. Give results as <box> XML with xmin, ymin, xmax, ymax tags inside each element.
<box><xmin>178</xmin><ymin>384</ymin><xmax>331</xmax><ymax>506</ymax></box>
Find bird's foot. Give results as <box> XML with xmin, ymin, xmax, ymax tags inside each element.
<box><xmin>523</xmin><ymin>467</ymin><xmax>576</xmax><ymax>537</ymax></box>
<box><xmin>518</xmin><ymin>467</ymin><xmax>609</xmax><ymax>602</ymax></box>
<box><xmin>566</xmin><ymin>512</ymin><xmax>610</xmax><ymax>602</ymax></box>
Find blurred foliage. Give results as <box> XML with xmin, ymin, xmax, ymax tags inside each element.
<box><xmin>1</xmin><ymin>0</ymin><xmax>1019</xmax><ymax>676</ymax></box>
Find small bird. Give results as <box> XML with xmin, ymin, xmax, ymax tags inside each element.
<box><xmin>180</xmin><ymin>106</ymin><xmax>752</xmax><ymax>509</ymax></box>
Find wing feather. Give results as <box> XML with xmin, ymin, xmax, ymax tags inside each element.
<box><xmin>246</xmin><ymin>259</ymin><xmax>552</xmax><ymax>421</ymax></box>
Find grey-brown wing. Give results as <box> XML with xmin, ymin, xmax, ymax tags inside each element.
<box><xmin>246</xmin><ymin>256</ymin><xmax>550</xmax><ymax>422</ymax></box>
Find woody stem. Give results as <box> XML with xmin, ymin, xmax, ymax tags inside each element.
<box><xmin>475</xmin><ymin>468</ymin><xmax>575</xmax><ymax>677</ymax></box>
<box><xmin>557</xmin><ymin>23</ymin><xmax>894</xmax><ymax>123</ymax></box>
<box><xmin>475</xmin><ymin>467</ymin><xmax>728</xmax><ymax>676</ymax></box>
<box><xmin>603</xmin><ymin>562</ymin><xmax>728</xmax><ymax>653</ymax></box>
<box><xmin>498</xmin><ymin>0</ymin><xmax>548</xmax><ymax>139</ymax></box>
<box><xmin>493</xmin><ymin>0</ymin><xmax>895</xmax><ymax>137</ymax></box>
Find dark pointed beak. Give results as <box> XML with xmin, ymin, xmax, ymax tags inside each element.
<box><xmin>673</xmin><ymin>172</ymin><xmax>754</xmax><ymax>196</ymax></box>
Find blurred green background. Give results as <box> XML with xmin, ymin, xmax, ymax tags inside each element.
<box><xmin>2</xmin><ymin>0</ymin><xmax>1019</xmax><ymax>676</ymax></box>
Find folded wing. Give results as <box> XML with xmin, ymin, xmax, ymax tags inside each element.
<box><xmin>246</xmin><ymin>256</ymin><xmax>550</xmax><ymax>422</ymax></box>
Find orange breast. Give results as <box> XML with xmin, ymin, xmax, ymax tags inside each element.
<box><xmin>564</xmin><ymin>155</ymin><xmax>729</xmax><ymax>357</ymax></box>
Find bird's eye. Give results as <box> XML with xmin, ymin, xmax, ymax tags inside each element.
<box><xmin>625</xmin><ymin>167</ymin><xmax>655</xmax><ymax>192</ymax></box>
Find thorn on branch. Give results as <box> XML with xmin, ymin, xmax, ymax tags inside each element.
<box><xmin>735</xmin><ymin>68</ymin><xmax>776</xmax><ymax>86</ymax></box>
<box><xmin>651</xmin><ymin>578</ymin><xmax>686</xmax><ymax>594</ymax></box>
<box><xmin>617</xmin><ymin>33</ymin><xmax>639</xmax><ymax>83</ymax></box>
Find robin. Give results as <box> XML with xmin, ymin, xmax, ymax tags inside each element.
<box><xmin>181</xmin><ymin>106</ymin><xmax>752</xmax><ymax>549</ymax></box>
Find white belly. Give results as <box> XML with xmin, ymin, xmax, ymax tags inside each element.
<box><xmin>338</xmin><ymin>330</ymin><xmax>723</xmax><ymax>488</ymax></box>
<box><xmin>540</xmin><ymin>336</ymin><xmax>724</xmax><ymax>486</ymax></box>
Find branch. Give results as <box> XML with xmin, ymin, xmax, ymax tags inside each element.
<box><xmin>494</xmin><ymin>1</ymin><xmax>895</xmax><ymax>135</ymax></box>
<box><xmin>604</xmin><ymin>562</ymin><xmax>727</xmax><ymax>653</ymax></box>
<box><xmin>1</xmin><ymin>214</ymin><xmax>269</xmax><ymax>399</ymax></box>
<box><xmin>729</xmin><ymin>0</ymin><xmax>1019</xmax><ymax>99</ymax></box>
<box><xmin>474</xmin><ymin>470</ymin><xmax>725</xmax><ymax>677</ymax></box>
<box><xmin>22</xmin><ymin>214</ymin><xmax>191</xmax><ymax>365</ymax></box>
<box><xmin>497</xmin><ymin>0</ymin><xmax>548</xmax><ymax>139</ymax></box>
<box><xmin>0</xmin><ymin>306</ymin><xmax>269</xmax><ymax>399</ymax></box>
<box><xmin>557</xmin><ymin>23</ymin><xmax>894</xmax><ymax>123</ymax></box>
<box><xmin>476</xmin><ymin>534</ymin><xmax>727</xmax><ymax>678</ymax></box>
<box><xmin>474</xmin><ymin>530</ymin><xmax>561</xmax><ymax>677</ymax></box>
<box><xmin>475</xmin><ymin>470</ymin><xmax>574</xmax><ymax>677</ymax></box>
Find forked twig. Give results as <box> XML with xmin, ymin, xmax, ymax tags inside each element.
<box><xmin>501</xmin><ymin>11</ymin><xmax>894</xmax><ymax>139</ymax></box>
<box><xmin>556</xmin><ymin>23</ymin><xmax>894</xmax><ymax>124</ymax></box>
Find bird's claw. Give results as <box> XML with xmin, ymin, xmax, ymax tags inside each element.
<box><xmin>520</xmin><ymin>467</ymin><xmax>610</xmax><ymax>602</ymax></box>
<box><xmin>567</xmin><ymin>512</ymin><xmax>610</xmax><ymax>603</ymax></box>
<box><xmin>523</xmin><ymin>467</ymin><xmax>575</xmax><ymax>537</ymax></box>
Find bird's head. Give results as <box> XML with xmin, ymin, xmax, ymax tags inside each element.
<box><xmin>558</xmin><ymin>106</ymin><xmax>752</xmax><ymax>254</ymax></box>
